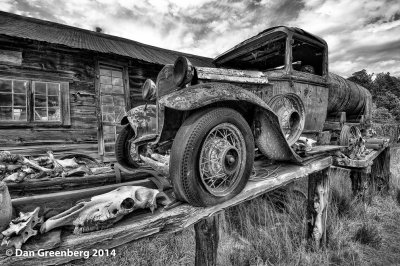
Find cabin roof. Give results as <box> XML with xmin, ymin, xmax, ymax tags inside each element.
<box><xmin>0</xmin><ymin>11</ymin><xmax>214</xmax><ymax>67</ymax></box>
<box><xmin>214</xmin><ymin>26</ymin><xmax>327</xmax><ymax>65</ymax></box>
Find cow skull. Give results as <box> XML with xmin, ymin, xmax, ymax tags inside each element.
<box><xmin>41</xmin><ymin>186</ymin><xmax>171</xmax><ymax>234</ymax></box>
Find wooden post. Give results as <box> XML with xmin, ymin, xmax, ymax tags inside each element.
<box><xmin>350</xmin><ymin>169</ymin><xmax>370</xmax><ymax>202</ymax></box>
<box><xmin>307</xmin><ymin>167</ymin><xmax>331</xmax><ymax>248</ymax></box>
<box><xmin>370</xmin><ymin>147</ymin><xmax>391</xmax><ymax>193</ymax></box>
<box><xmin>194</xmin><ymin>215</ymin><xmax>220</xmax><ymax>266</ymax></box>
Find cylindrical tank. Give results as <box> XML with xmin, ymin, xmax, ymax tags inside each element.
<box><xmin>327</xmin><ymin>73</ymin><xmax>372</xmax><ymax>121</ymax></box>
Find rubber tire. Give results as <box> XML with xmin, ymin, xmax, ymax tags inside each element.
<box><xmin>170</xmin><ymin>107</ymin><xmax>255</xmax><ymax>207</ymax></box>
<box><xmin>115</xmin><ymin>125</ymin><xmax>139</xmax><ymax>169</ymax></box>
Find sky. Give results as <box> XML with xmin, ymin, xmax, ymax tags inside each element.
<box><xmin>0</xmin><ymin>0</ymin><xmax>399</xmax><ymax>77</ymax></box>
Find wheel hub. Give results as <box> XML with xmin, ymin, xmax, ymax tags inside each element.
<box><xmin>222</xmin><ymin>148</ymin><xmax>239</xmax><ymax>175</ymax></box>
<box><xmin>199</xmin><ymin>123</ymin><xmax>246</xmax><ymax>197</ymax></box>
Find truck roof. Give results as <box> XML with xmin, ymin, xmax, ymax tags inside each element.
<box><xmin>214</xmin><ymin>26</ymin><xmax>327</xmax><ymax>66</ymax></box>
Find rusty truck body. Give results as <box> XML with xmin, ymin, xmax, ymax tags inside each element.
<box><xmin>116</xmin><ymin>26</ymin><xmax>372</xmax><ymax>207</ymax></box>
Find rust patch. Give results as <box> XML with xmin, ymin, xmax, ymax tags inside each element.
<box><xmin>125</xmin><ymin>105</ymin><xmax>157</xmax><ymax>138</ymax></box>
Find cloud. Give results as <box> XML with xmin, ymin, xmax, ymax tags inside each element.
<box><xmin>291</xmin><ymin>0</ymin><xmax>400</xmax><ymax>76</ymax></box>
<box><xmin>0</xmin><ymin>0</ymin><xmax>399</xmax><ymax>77</ymax></box>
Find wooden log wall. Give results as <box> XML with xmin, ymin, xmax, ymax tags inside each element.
<box><xmin>127</xmin><ymin>61</ymin><xmax>162</xmax><ymax>108</ymax></box>
<box><xmin>0</xmin><ymin>35</ymin><xmax>164</xmax><ymax>159</ymax></box>
<box><xmin>0</xmin><ymin>36</ymin><xmax>98</xmax><ymax>150</ymax></box>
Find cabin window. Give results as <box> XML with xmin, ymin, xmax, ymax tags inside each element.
<box><xmin>292</xmin><ymin>38</ymin><xmax>324</xmax><ymax>76</ymax></box>
<box><xmin>0</xmin><ymin>78</ymin><xmax>28</xmax><ymax>121</ymax></box>
<box><xmin>33</xmin><ymin>81</ymin><xmax>61</xmax><ymax>121</ymax></box>
<box><xmin>0</xmin><ymin>77</ymin><xmax>70</xmax><ymax>125</ymax></box>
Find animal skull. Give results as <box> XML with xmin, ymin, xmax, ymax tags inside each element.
<box><xmin>41</xmin><ymin>186</ymin><xmax>171</xmax><ymax>234</ymax></box>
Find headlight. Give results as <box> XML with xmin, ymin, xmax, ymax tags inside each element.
<box><xmin>173</xmin><ymin>56</ymin><xmax>194</xmax><ymax>88</ymax></box>
<box><xmin>142</xmin><ymin>79</ymin><xmax>156</xmax><ymax>101</ymax></box>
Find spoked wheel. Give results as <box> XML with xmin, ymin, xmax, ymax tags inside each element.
<box><xmin>268</xmin><ymin>93</ymin><xmax>305</xmax><ymax>146</ymax></box>
<box><xmin>199</xmin><ymin>123</ymin><xmax>246</xmax><ymax>197</ymax></box>
<box><xmin>170</xmin><ymin>108</ymin><xmax>254</xmax><ymax>206</ymax></box>
<box><xmin>339</xmin><ymin>125</ymin><xmax>362</xmax><ymax>146</ymax></box>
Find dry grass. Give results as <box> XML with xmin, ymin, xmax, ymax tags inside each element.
<box><xmin>73</xmin><ymin>147</ymin><xmax>400</xmax><ymax>266</ymax></box>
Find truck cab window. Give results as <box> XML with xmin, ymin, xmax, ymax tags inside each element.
<box><xmin>220</xmin><ymin>36</ymin><xmax>287</xmax><ymax>71</ymax></box>
<box><xmin>292</xmin><ymin>38</ymin><xmax>324</xmax><ymax>76</ymax></box>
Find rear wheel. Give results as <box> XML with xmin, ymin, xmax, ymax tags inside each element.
<box><xmin>115</xmin><ymin>125</ymin><xmax>140</xmax><ymax>169</ymax></box>
<box><xmin>170</xmin><ymin>108</ymin><xmax>254</xmax><ymax>206</ymax></box>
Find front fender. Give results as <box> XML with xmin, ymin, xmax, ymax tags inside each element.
<box><xmin>122</xmin><ymin>105</ymin><xmax>157</xmax><ymax>139</ymax></box>
<box><xmin>158</xmin><ymin>83</ymin><xmax>304</xmax><ymax>164</ymax></box>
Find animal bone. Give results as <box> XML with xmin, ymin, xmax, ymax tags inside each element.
<box><xmin>3</xmin><ymin>172</ymin><xmax>20</xmax><ymax>182</ymax></box>
<box><xmin>22</xmin><ymin>157</ymin><xmax>53</xmax><ymax>173</ymax></box>
<box><xmin>41</xmin><ymin>186</ymin><xmax>172</xmax><ymax>234</ymax></box>
<box><xmin>3</xmin><ymin>166</ymin><xmax>36</xmax><ymax>183</ymax></box>
<box><xmin>0</xmin><ymin>151</ymin><xmax>23</xmax><ymax>164</ymax></box>
<box><xmin>140</xmin><ymin>155</ymin><xmax>169</xmax><ymax>177</ymax></box>
<box><xmin>2</xmin><ymin>207</ymin><xmax>43</xmax><ymax>249</ymax></box>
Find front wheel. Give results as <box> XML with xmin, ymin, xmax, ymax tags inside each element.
<box><xmin>115</xmin><ymin>125</ymin><xmax>140</xmax><ymax>169</ymax></box>
<box><xmin>170</xmin><ymin>108</ymin><xmax>254</xmax><ymax>206</ymax></box>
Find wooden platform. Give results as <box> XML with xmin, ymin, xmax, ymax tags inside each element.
<box><xmin>1</xmin><ymin>156</ymin><xmax>332</xmax><ymax>265</ymax></box>
<box><xmin>333</xmin><ymin>147</ymin><xmax>387</xmax><ymax>169</ymax></box>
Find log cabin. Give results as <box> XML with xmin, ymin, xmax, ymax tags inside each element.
<box><xmin>0</xmin><ymin>11</ymin><xmax>213</xmax><ymax>161</ymax></box>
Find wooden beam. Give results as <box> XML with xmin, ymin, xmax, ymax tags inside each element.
<box><xmin>307</xmin><ymin>167</ymin><xmax>331</xmax><ymax>248</ymax></box>
<box><xmin>333</xmin><ymin>148</ymin><xmax>386</xmax><ymax>169</ymax></box>
<box><xmin>195</xmin><ymin>214</ymin><xmax>220</xmax><ymax>266</ymax></box>
<box><xmin>7</xmin><ymin>169</ymin><xmax>154</xmax><ymax>195</ymax></box>
<box><xmin>2</xmin><ymin>157</ymin><xmax>332</xmax><ymax>265</ymax></box>
<box><xmin>11</xmin><ymin>179</ymin><xmax>156</xmax><ymax>216</ymax></box>
<box><xmin>370</xmin><ymin>146</ymin><xmax>391</xmax><ymax>193</ymax></box>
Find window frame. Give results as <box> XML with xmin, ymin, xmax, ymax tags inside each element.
<box><xmin>95</xmin><ymin>59</ymin><xmax>130</xmax><ymax>159</ymax></box>
<box><xmin>0</xmin><ymin>77</ymin><xmax>29</xmax><ymax>122</ymax></box>
<box><xmin>288</xmin><ymin>33</ymin><xmax>329</xmax><ymax>81</ymax></box>
<box><xmin>0</xmin><ymin>76</ymin><xmax>70</xmax><ymax>127</ymax></box>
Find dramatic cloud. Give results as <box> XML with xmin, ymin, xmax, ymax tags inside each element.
<box><xmin>1</xmin><ymin>0</ymin><xmax>399</xmax><ymax>76</ymax></box>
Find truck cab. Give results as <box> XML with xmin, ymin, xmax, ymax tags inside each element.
<box><xmin>214</xmin><ymin>26</ymin><xmax>330</xmax><ymax>135</ymax></box>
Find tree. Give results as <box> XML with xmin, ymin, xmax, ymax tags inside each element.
<box><xmin>347</xmin><ymin>69</ymin><xmax>373</xmax><ymax>89</ymax></box>
<box><xmin>348</xmin><ymin>70</ymin><xmax>400</xmax><ymax>122</ymax></box>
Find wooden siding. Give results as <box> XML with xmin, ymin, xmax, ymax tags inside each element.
<box><xmin>0</xmin><ymin>35</ymin><xmax>168</xmax><ymax>160</ymax></box>
<box><xmin>0</xmin><ymin>36</ymin><xmax>98</xmax><ymax>148</ymax></box>
<box><xmin>128</xmin><ymin>61</ymin><xmax>162</xmax><ymax>108</ymax></box>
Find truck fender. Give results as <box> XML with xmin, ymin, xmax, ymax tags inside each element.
<box><xmin>121</xmin><ymin>104</ymin><xmax>157</xmax><ymax>139</ymax></box>
<box><xmin>158</xmin><ymin>82</ymin><xmax>303</xmax><ymax>163</ymax></box>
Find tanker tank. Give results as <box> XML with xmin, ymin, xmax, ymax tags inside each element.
<box><xmin>327</xmin><ymin>73</ymin><xmax>372</xmax><ymax>122</ymax></box>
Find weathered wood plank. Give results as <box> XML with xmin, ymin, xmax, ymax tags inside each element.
<box><xmin>333</xmin><ymin>148</ymin><xmax>385</xmax><ymax>168</ymax></box>
<box><xmin>0</xmin><ymin>49</ymin><xmax>22</xmax><ymax>66</ymax></box>
<box><xmin>2</xmin><ymin>157</ymin><xmax>332</xmax><ymax>265</ymax></box>
<box><xmin>305</xmin><ymin>145</ymin><xmax>343</xmax><ymax>156</ymax></box>
<box><xmin>7</xmin><ymin>170</ymin><xmax>154</xmax><ymax>196</ymax></box>
<box><xmin>370</xmin><ymin>146</ymin><xmax>391</xmax><ymax>193</ymax></box>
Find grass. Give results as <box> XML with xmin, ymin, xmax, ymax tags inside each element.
<box><xmin>71</xmin><ymin>147</ymin><xmax>400</xmax><ymax>266</ymax></box>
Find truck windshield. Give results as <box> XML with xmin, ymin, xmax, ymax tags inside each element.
<box><xmin>220</xmin><ymin>36</ymin><xmax>287</xmax><ymax>71</ymax></box>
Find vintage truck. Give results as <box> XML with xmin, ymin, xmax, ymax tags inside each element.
<box><xmin>115</xmin><ymin>26</ymin><xmax>372</xmax><ymax>207</ymax></box>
